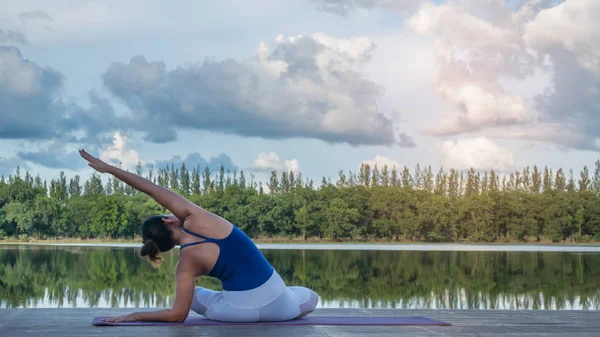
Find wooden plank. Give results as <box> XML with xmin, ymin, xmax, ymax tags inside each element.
<box><xmin>0</xmin><ymin>308</ymin><xmax>598</xmax><ymax>337</ymax></box>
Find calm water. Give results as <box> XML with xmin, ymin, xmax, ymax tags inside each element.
<box><xmin>1</xmin><ymin>245</ymin><xmax>599</xmax><ymax>310</ymax></box>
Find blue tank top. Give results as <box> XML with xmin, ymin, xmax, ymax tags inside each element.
<box><xmin>179</xmin><ymin>224</ymin><xmax>274</xmax><ymax>291</ymax></box>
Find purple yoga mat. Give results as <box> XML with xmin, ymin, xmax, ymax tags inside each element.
<box><xmin>92</xmin><ymin>315</ymin><xmax>451</xmax><ymax>326</ymax></box>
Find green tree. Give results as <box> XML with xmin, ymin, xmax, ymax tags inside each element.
<box><xmin>401</xmin><ymin>166</ymin><xmax>412</xmax><ymax>189</ymax></box>
<box><xmin>579</xmin><ymin>166</ymin><xmax>591</xmax><ymax>192</ymax></box>
<box><xmin>69</xmin><ymin>175</ymin><xmax>82</xmax><ymax>197</ymax></box>
<box><xmin>434</xmin><ymin>167</ymin><xmax>447</xmax><ymax>196</ymax></box>
<box><xmin>191</xmin><ymin>167</ymin><xmax>201</xmax><ymax>195</ymax></box>
<box><xmin>592</xmin><ymin>160</ymin><xmax>600</xmax><ymax>195</ymax></box>
<box><xmin>555</xmin><ymin>168</ymin><xmax>567</xmax><ymax>193</ymax></box>
<box><xmin>531</xmin><ymin>165</ymin><xmax>542</xmax><ymax>193</ymax></box>
<box><xmin>543</xmin><ymin>166</ymin><xmax>553</xmax><ymax>192</ymax></box>
<box><xmin>324</xmin><ymin>198</ymin><xmax>359</xmax><ymax>241</ymax></box>
<box><xmin>268</xmin><ymin>171</ymin><xmax>279</xmax><ymax>194</ymax></box>
<box><xmin>180</xmin><ymin>163</ymin><xmax>190</xmax><ymax>196</ymax></box>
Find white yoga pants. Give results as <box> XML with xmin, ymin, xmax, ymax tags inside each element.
<box><xmin>190</xmin><ymin>270</ymin><xmax>319</xmax><ymax>322</ymax></box>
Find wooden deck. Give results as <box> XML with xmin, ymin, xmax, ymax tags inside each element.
<box><xmin>1</xmin><ymin>308</ymin><xmax>599</xmax><ymax>336</ymax></box>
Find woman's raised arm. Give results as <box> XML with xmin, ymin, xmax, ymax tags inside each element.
<box><xmin>79</xmin><ymin>149</ymin><xmax>199</xmax><ymax>221</ymax></box>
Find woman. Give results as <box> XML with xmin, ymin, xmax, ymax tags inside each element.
<box><xmin>79</xmin><ymin>149</ymin><xmax>319</xmax><ymax>323</ymax></box>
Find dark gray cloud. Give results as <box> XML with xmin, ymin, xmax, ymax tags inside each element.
<box><xmin>17</xmin><ymin>146</ymin><xmax>89</xmax><ymax>171</ymax></box>
<box><xmin>0</xmin><ymin>46</ymin><xmax>67</xmax><ymax>140</ymax></box>
<box><xmin>0</xmin><ymin>46</ymin><xmax>117</xmax><ymax>144</ymax></box>
<box><xmin>61</xmin><ymin>90</ymin><xmax>121</xmax><ymax>145</ymax></box>
<box><xmin>0</xmin><ymin>46</ymin><xmax>121</xmax><ymax>170</ymax></box>
<box><xmin>311</xmin><ymin>0</ymin><xmax>422</xmax><ymax>16</ymax></box>
<box><xmin>0</xmin><ymin>29</ymin><xmax>27</xmax><ymax>45</ymax></box>
<box><xmin>152</xmin><ymin>152</ymin><xmax>239</xmax><ymax>173</ymax></box>
<box><xmin>16</xmin><ymin>135</ymin><xmax>107</xmax><ymax>171</ymax></box>
<box><xmin>101</xmin><ymin>34</ymin><xmax>414</xmax><ymax>147</ymax></box>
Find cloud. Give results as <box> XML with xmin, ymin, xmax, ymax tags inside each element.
<box><xmin>17</xmin><ymin>131</ymin><xmax>240</xmax><ymax>173</ymax></box>
<box><xmin>439</xmin><ymin>137</ymin><xmax>515</xmax><ymax>171</ymax></box>
<box><xmin>101</xmin><ymin>34</ymin><xmax>414</xmax><ymax>147</ymax></box>
<box><xmin>524</xmin><ymin>0</ymin><xmax>600</xmax><ymax>75</ymax></box>
<box><xmin>0</xmin><ymin>46</ymin><xmax>117</xmax><ymax>144</ymax></box>
<box><xmin>0</xmin><ymin>9</ymin><xmax>53</xmax><ymax>45</ymax></box>
<box><xmin>284</xmin><ymin>159</ymin><xmax>300</xmax><ymax>173</ymax></box>
<box><xmin>0</xmin><ymin>157</ymin><xmax>28</xmax><ymax>176</ymax></box>
<box><xmin>153</xmin><ymin>152</ymin><xmax>239</xmax><ymax>173</ymax></box>
<box><xmin>360</xmin><ymin>155</ymin><xmax>402</xmax><ymax>170</ymax></box>
<box><xmin>0</xmin><ymin>45</ymin><xmax>122</xmax><ymax>171</ymax></box>
<box><xmin>253</xmin><ymin>152</ymin><xmax>300</xmax><ymax>173</ymax></box>
<box><xmin>18</xmin><ymin>10</ymin><xmax>53</xmax><ymax>22</ymax></box>
<box><xmin>523</xmin><ymin>0</ymin><xmax>600</xmax><ymax>150</ymax></box>
<box><xmin>399</xmin><ymin>0</ymin><xmax>599</xmax><ymax>152</ymax></box>
<box><xmin>0</xmin><ymin>29</ymin><xmax>27</xmax><ymax>44</ymax></box>
<box><xmin>407</xmin><ymin>2</ymin><xmax>541</xmax><ymax>137</ymax></box>
<box><xmin>62</xmin><ymin>90</ymin><xmax>121</xmax><ymax>145</ymax></box>
<box><xmin>311</xmin><ymin>0</ymin><xmax>424</xmax><ymax>16</ymax></box>
<box><xmin>17</xmin><ymin>131</ymin><xmax>142</xmax><ymax>172</ymax></box>
<box><xmin>99</xmin><ymin>132</ymin><xmax>145</xmax><ymax>170</ymax></box>
<box><xmin>254</xmin><ymin>153</ymin><xmax>282</xmax><ymax>171</ymax></box>
<box><xmin>0</xmin><ymin>46</ymin><xmax>68</xmax><ymax>140</ymax></box>
<box><xmin>17</xmin><ymin>142</ymin><xmax>88</xmax><ymax>171</ymax></box>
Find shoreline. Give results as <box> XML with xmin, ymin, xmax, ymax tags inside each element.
<box><xmin>2</xmin><ymin>236</ymin><xmax>600</xmax><ymax>245</ymax></box>
<box><xmin>3</xmin><ymin>239</ymin><xmax>600</xmax><ymax>252</ymax></box>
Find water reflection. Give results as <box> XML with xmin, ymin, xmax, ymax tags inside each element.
<box><xmin>1</xmin><ymin>246</ymin><xmax>599</xmax><ymax>310</ymax></box>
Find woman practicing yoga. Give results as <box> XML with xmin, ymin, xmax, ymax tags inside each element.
<box><xmin>79</xmin><ymin>149</ymin><xmax>319</xmax><ymax>323</ymax></box>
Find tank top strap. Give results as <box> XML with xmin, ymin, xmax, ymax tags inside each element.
<box><xmin>182</xmin><ymin>227</ymin><xmax>216</xmax><ymax>241</ymax></box>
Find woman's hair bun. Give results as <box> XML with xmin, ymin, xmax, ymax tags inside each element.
<box><xmin>140</xmin><ymin>240</ymin><xmax>162</xmax><ymax>267</ymax></box>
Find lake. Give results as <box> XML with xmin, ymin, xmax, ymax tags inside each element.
<box><xmin>1</xmin><ymin>245</ymin><xmax>599</xmax><ymax>310</ymax></box>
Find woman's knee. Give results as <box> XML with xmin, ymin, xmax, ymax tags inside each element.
<box><xmin>288</xmin><ymin>286</ymin><xmax>319</xmax><ymax>314</ymax></box>
<box><xmin>191</xmin><ymin>286</ymin><xmax>221</xmax><ymax>316</ymax></box>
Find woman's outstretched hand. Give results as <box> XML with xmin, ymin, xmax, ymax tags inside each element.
<box><xmin>79</xmin><ymin>149</ymin><xmax>113</xmax><ymax>173</ymax></box>
<box><xmin>102</xmin><ymin>313</ymin><xmax>139</xmax><ymax>323</ymax></box>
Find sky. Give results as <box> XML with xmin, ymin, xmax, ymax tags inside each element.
<box><xmin>0</xmin><ymin>0</ymin><xmax>598</xmax><ymax>186</ymax></box>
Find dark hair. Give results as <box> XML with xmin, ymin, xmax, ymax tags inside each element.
<box><xmin>140</xmin><ymin>215</ymin><xmax>176</xmax><ymax>267</ymax></box>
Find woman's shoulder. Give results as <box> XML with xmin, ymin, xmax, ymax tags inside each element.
<box><xmin>183</xmin><ymin>211</ymin><xmax>234</xmax><ymax>240</ymax></box>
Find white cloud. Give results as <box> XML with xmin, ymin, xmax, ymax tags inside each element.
<box><xmin>0</xmin><ymin>45</ymin><xmax>57</xmax><ymax>96</ymax></box>
<box><xmin>520</xmin><ymin>0</ymin><xmax>600</xmax><ymax>150</ymax></box>
<box><xmin>439</xmin><ymin>137</ymin><xmax>515</xmax><ymax>171</ymax></box>
<box><xmin>524</xmin><ymin>0</ymin><xmax>600</xmax><ymax>74</ymax></box>
<box><xmin>428</xmin><ymin>80</ymin><xmax>538</xmax><ymax>136</ymax></box>
<box><xmin>254</xmin><ymin>152</ymin><xmax>283</xmax><ymax>171</ymax></box>
<box><xmin>100</xmin><ymin>132</ymin><xmax>144</xmax><ymax>170</ymax></box>
<box><xmin>284</xmin><ymin>159</ymin><xmax>300</xmax><ymax>173</ymax></box>
<box><xmin>253</xmin><ymin>152</ymin><xmax>300</xmax><ymax>173</ymax></box>
<box><xmin>400</xmin><ymin>0</ymin><xmax>600</xmax><ymax>151</ymax></box>
<box><xmin>360</xmin><ymin>155</ymin><xmax>403</xmax><ymax>170</ymax></box>
<box><xmin>407</xmin><ymin>2</ymin><xmax>541</xmax><ymax>137</ymax></box>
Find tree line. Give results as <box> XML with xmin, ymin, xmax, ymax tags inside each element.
<box><xmin>1</xmin><ymin>159</ymin><xmax>600</xmax><ymax>242</ymax></box>
<box><xmin>1</xmin><ymin>247</ymin><xmax>598</xmax><ymax>310</ymax></box>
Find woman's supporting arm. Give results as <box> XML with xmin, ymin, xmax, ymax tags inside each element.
<box><xmin>102</xmin><ymin>260</ymin><xmax>196</xmax><ymax>323</ymax></box>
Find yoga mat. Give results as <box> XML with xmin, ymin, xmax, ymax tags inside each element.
<box><xmin>92</xmin><ymin>315</ymin><xmax>451</xmax><ymax>326</ymax></box>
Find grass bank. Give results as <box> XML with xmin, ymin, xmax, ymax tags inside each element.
<box><xmin>2</xmin><ymin>236</ymin><xmax>600</xmax><ymax>245</ymax></box>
